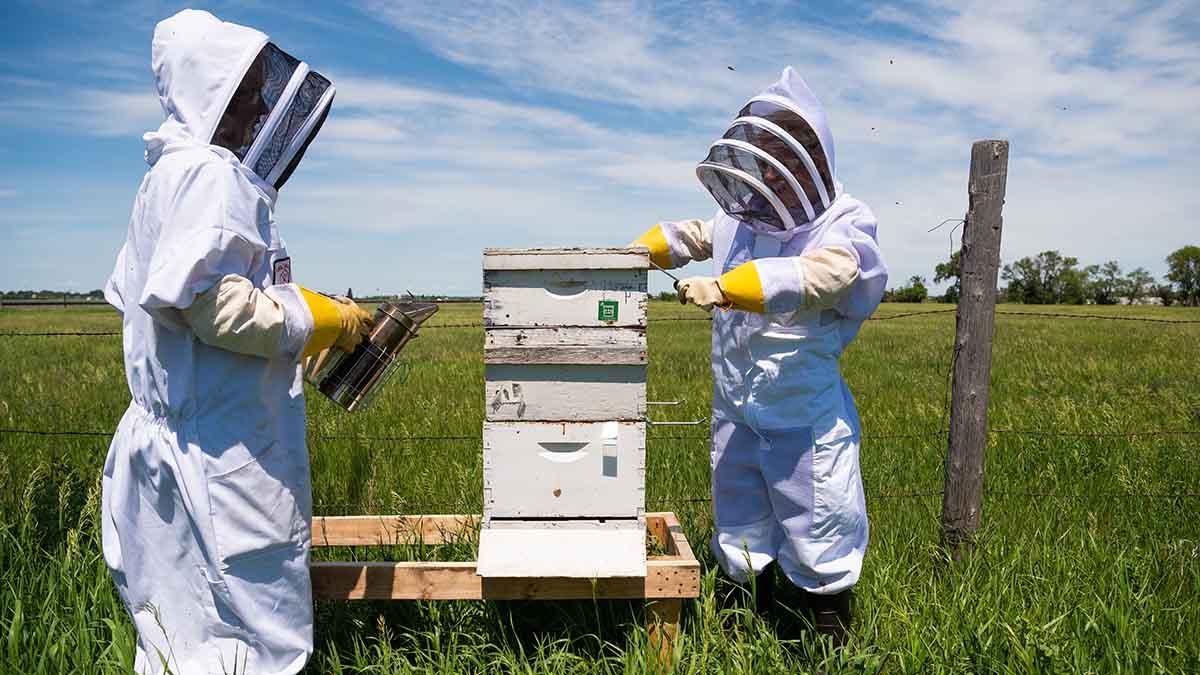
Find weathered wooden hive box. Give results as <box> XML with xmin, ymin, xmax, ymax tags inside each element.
<box><xmin>476</xmin><ymin>247</ymin><xmax>649</xmax><ymax>578</ymax></box>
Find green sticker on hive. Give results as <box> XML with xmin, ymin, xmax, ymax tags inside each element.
<box><xmin>597</xmin><ymin>300</ymin><xmax>619</xmax><ymax>322</ymax></box>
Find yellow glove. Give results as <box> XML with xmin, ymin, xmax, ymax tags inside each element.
<box><xmin>676</xmin><ymin>276</ymin><xmax>729</xmax><ymax>311</ymax></box>
<box><xmin>717</xmin><ymin>261</ymin><xmax>766</xmax><ymax>313</ymax></box>
<box><xmin>299</xmin><ymin>288</ymin><xmax>373</xmax><ymax>357</ymax></box>
<box><xmin>629</xmin><ymin>224</ymin><xmax>673</xmax><ymax>269</ymax></box>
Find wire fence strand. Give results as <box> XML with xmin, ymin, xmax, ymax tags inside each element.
<box><xmin>310</xmin><ymin>487</ymin><xmax>1200</xmax><ymax>516</ymax></box>
<box><xmin>5</xmin><ymin>307</ymin><xmax>1196</xmax><ymax>338</ymax></box>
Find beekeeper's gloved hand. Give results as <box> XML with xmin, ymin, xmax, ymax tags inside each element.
<box><xmin>300</xmin><ymin>289</ymin><xmax>373</xmax><ymax>356</ymax></box>
<box><xmin>677</xmin><ymin>277</ymin><xmax>729</xmax><ymax>311</ymax></box>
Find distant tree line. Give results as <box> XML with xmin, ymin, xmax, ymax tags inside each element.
<box><xmin>2</xmin><ymin>289</ymin><xmax>105</xmax><ymax>300</ymax></box>
<box><xmin>886</xmin><ymin>245</ymin><xmax>1200</xmax><ymax>306</ymax></box>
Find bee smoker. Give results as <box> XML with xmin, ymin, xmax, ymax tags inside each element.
<box><xmin>304</xmin><ymin>300</ymin><xmax>439</xmax><ymax>412</ymax></box>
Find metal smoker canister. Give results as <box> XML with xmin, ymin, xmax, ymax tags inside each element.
<box><xmin>305</xmin><ymin>301</ymin><xmax>439</xmax><ymax>412</ymax></box>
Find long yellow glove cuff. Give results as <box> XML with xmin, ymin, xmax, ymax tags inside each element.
<box><xmin>300</xmin><ymin>288</ymin><xmax>373</xmax><ymax>357</ymax></box>
<box><xmin>718</xmin><ymin>261</ymin><xmax>766</xmax><ymax>313</ymax></box>
<box><xmin>630</xmin><ymin>224</ymin><xmax>673</xmax><ymax>269</ymax></box>
<box><xmin>299</xmin><ymin>288</ymin><xmax>344</xmax><ymax>357</ymax></box>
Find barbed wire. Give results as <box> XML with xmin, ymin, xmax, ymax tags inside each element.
<box><xmin>993</xmin><ymin>310</ymin><xmax>1200</xmax><ymax>325</ymax></box>
<box><xmin>310</xmin><ymin>487</ymin><xmax>1200</xmax><ymax>515</ymax></box>
<box><xmin>6</xmin><ymin>307</ymin><xmax>1194</xmax><ymax>338</ymax></box>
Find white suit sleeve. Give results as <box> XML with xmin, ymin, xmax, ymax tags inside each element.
<box><xmin>104</xmin><ymin>243</ymin><xmax>129</xmax><ymax>315</ymax></box>
<box><xmin>721</xmin><ymin>247</ymin><xmax>860</xmax><ymax>313</ymax></box>
<box><xmin>660</xmin><ymin>219</ymin><xmax>714</xmax><ymax>265</ymax></box>
<box><xmin>137</xmin><ymin>160</ymin><xmax>270</xmax><ymax>330</ymax></box>
<box><xmin>180</xmin><ymin>274</ymin><xmax>310</xmax><ymax>359</ymax></box>
<box><xmin>719</xmin><ymin>207</ymin><xmax>887</xmax><ymax>316</ymax></box>
<box><xmin>631</xmin><ymin>219</ymin><xmax>713</xmax><ymax>269</ymax></box>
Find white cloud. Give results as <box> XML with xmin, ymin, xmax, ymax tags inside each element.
<box><xmin>0</xmin><ymin>189</ymin><xmax>17</xmax><ymax>200</ymax></box>
<box><xmin>4</xmin><ymin>0</ymin><xmax>1198</xmax><ymax>294</ymax></box>
<box><xmin>350</xmin><ymin>0</ymin><xmax>1200</xmax><ymax>289</ymax></box>
<box><xmin>0</xmin><ymin>86</ymin><xmax>161</xmax><ymax>137</ymax></box>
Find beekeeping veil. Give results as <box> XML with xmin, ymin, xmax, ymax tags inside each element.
<box><xmin>149</xmin><ymin>9</ymin><xmax>334</xmax><ymax>189</ymax></box>
<box><xmin>697</xmin><ymin>67</ymin><xmax>836</xmax><ymax>233</ymax></box>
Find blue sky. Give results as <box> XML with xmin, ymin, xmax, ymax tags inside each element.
<box><xmin>2</xmin><ymin>0</ymin><xmax>1198</xmax><ymax>296</ymax></box>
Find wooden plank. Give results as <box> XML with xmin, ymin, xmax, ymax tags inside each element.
<box><xmin>646</xmin><ymin>514</ymin><xmax>671</xmax><ymax>556</ymax></box>
<box><xmin>487</xmin><ymin>327</ymin><xmax>645</xmax><ymax>351</ymax></box>
<box><xmin>662</xmin><ymin>512</ymin><xmax>695</xmax><ymax>562</ymax></box>
<box><xmin>484</xmin><ymin>421</ymin><xmax>645</xmax><ymax>519</ymax></box>
<box><xmin>312</xmin><ymin>512</ymin><xmax>678</xmax><ymax>548</ymax></box>
<box><xmin>646</xmin><ymin>598</ymin><xmax>682</xmax><ymax>672</ymax></box>
<box><xmin>484</xmin><ymin>247</ymin><xmax>650</xmax><ymax>271</ymax></box>
<box><xmin>485</xmin><ymin>345</ymin><xmax>647</xmax><ymax>365</ymax></box>
<box><xmin>942</xmin><ymin>140</ymin><xmax>1008</xmax><ymax>560</ymax></box>
<box><xmin>485</xmin><ymin>364</ymin><xmax>646</xmax><ymax>421</ymax></box>
<box><xmin>311</xmin><ymin>515</ymin><xmax>477</xmax><ymax>547</ymax></box>
<box><xmin>485</xmin><ymin>326</ymin><xmax>646</xmax><ymax>365</ymax></box>
<box><xmin>484</xmin><ymin>268</ymin><xmax>647</xmax><ymax>328</ymax></box>
<box><xmin>310</xmin><ymin>557</ymin><xmax>700</xmax><ymax>601</ymax></box>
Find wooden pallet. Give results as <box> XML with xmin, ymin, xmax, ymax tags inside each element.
<box><xmin>310</xmin><ymin>511</ymin><xmax>700</xmax><ymax>665</ymax></box>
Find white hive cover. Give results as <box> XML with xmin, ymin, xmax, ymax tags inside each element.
<box><xmin>476</xmin><ymin>521</ymin><xmax>646</xmax><ymax>578</ymax></box>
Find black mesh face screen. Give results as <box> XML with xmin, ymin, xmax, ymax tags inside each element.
<box><xmin>212</xmin><ymin>48</ymin><xmax>270</xmax><ymax>156</ymax></box>
<box><xmin>272</xmin><ymin>102</ymin><xmax>330</xmax><ymax>190</ymax></box>
<box><xmin>710</xmin><ymin>142</ymin><xmax>811</xmax><ymax>214</ymax></box>
<box><xmin>211</xmin><ymin>42</ymin><xmax>333</xmax><ymax>189</ymax></box>
<box><xmin>697</xmin><ymin>164</ymin><xmax>786</xmax><ymax>230</ymax></box>
<box><xmin>737</xmin><ymin>100</ymin><xmax>834</xmax><ymax>200</ymax></box>
<box><xmin>253</xmin><ymin>69</ymin><xmax>332</xmax><ymax>181</ymax></box>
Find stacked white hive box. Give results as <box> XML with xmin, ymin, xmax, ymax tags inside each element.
<box><xmin>476</xmin><ymin>247</ymin><xmax>649</xmax><ymax>578</ymax></box>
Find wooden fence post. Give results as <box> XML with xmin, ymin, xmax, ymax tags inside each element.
<box><xmin>941</xmin><ymin>140</ymin><xmax>1008</xmax><ymax>559</ymax></box>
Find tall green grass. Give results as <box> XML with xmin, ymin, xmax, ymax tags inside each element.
<box><xmin>1</xmin><ymin>302</ymin><xmax>1198</xmax><ymax>673</ymax></box>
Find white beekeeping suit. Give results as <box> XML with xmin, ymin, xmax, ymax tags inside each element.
<box><xmin>632</xmin><ymin>67</ymin><xmax>887</xmax><ymax>639</ymax></box>
<box><xmin>102</xmin><ymin>9</ymin><xmax>370</xmax><ymax>673</ymax></box>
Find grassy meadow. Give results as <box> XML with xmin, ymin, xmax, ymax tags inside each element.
<box><xmin>1</xmin><ymin>301</ymin><xmax>1198</xmax><ymax>673</ymax></box>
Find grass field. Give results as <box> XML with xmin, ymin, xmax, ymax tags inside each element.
<box><xmin>1</xmin><ymin>301</ymin><xmax>1198</xmax><ymax>673</ymax></box>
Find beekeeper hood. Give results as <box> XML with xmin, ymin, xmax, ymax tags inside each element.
<box><xmin>146</xmin><ymin>9</ymin><xmax>334</xmax><ymax>189</ymax></box>
<box><xmin>697</xmin><ymin>67</ymin><xmax>836</xmax><ymax>233</ymax></box>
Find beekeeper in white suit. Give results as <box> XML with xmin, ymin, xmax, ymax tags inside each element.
<box><xmin>102</xmin><ymin>9</ymin><xmax>372</xmax><ymax>673</ymax></box>
<box><xmin>631</xmin><ymin>67</ymin><xmax>887</xmax><ymax>644</ymax></box>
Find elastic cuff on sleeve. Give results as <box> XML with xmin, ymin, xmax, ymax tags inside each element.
<box><xmin>265</xmin><ymin>284</ymin><xmax>315</xmax><ymax>359</ymax></box>
<box><xmin>751</xmin><ymin>257</ymin><xmax>806</xmax><ymax>314</ymax></box>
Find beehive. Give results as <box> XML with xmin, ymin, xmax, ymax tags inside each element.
<box><xmin>476</xmin><ymin>247</ymin><xmax>648</xmax><ymax>578</ymax></box>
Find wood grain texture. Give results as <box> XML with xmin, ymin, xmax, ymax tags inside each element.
<box><xmin>485</xmin><ymin>345</ymin><xmax>647</xmax><ymax>365</ymax></box>
<box><xmin>308</xmin><ymin>513</ymin><xmax>701</xmax><ymax>600</ymax></box>
<box><xmin>310</xmin><ymin>558</ymin><xmax>700</xmax><ymax>600</ymax></box>
<box><xmin>485</xmin><ymin>327</ymin><xmax>647</xmax><ymax>365</ymax></box>
<box><xmin>646</xmin><ymin>598</ymin><xmax>682</xmax><ymax>671</ymax></box>
<box><xmin>942</xmin><ymin>139</ymin><xmax>1008</xmax><ymax>558</ymax></box>
<box><xmin>312</xmin><ymin>513</ymin><xmax>679</xmax><ymax>547</ymax></box>
<box><xmin>484</xmin><ymin>364</ymin><xmax>646</xmax><ymax>421</ymax></box>
<box><xmin>311</xmin><ymin>515</ymin><xmax>478</xmax><ymax>547</ymax></box>
<box><xmin>483</xmin><ymin>247</ymin><xmax>650</xmax><ymax>271</ymax></box>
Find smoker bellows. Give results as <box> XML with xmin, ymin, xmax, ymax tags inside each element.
<box><xmin>476</xmin><ymin>247</ymin><xmax>649</xmax><ymax>578</ymax></box>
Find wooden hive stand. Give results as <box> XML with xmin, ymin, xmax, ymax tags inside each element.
<box><xmin>309</xmin><ymin>511</ymin><xmax>700</xmax><ymax>666</ymax></box>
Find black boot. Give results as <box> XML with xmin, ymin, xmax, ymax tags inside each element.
<box><xmin>752</xmin><ymin>562</ymin><xmax>776</xmax><ymax>614</ymax></box>
<box><xmin>803</xmin><ymin>589</ymin><xmax>852</xmax><ymax>648</ymax></box>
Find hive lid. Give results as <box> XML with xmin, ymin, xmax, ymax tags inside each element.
<box><xmin>476</xmin><ymin>520</ymin><xmax>646</xmax><ymax>578</ymax></box>
<box><xmin>483</xmin><ymin>247</ymin><xmax>650</xmax><ymax>271</ymax></box>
